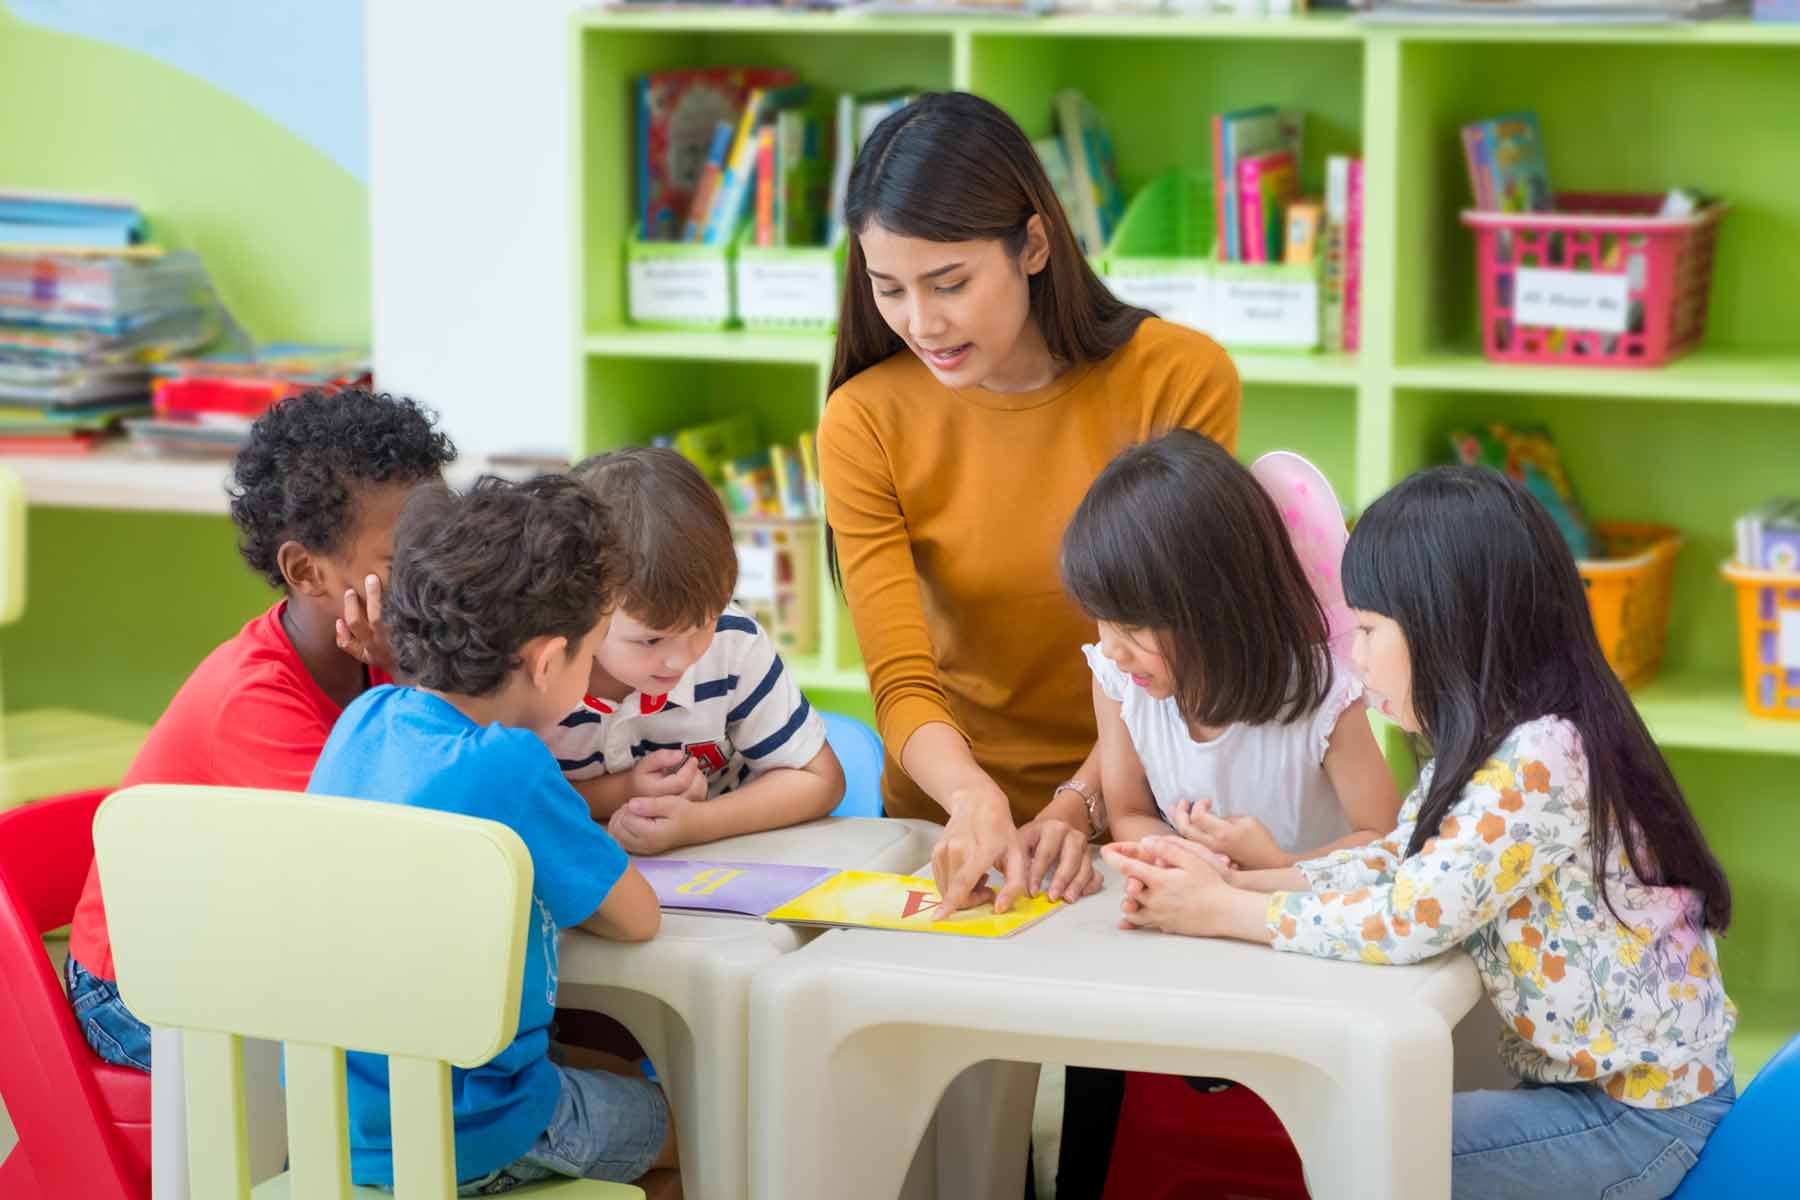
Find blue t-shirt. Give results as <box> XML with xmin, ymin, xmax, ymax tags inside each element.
<box><xmin>308</xmin><ymin>686</ymin><xmax>629</xmax><ymax>1187</ymax></box>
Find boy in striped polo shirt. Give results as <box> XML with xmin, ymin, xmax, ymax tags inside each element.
<box><xmin>548</xmin><ymin>446</ymin><xmax>845</xmax><ymax>854</ymax></box>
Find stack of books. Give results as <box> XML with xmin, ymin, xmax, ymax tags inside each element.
<box><xmin>0</xmin><ymin>248</ymin><xmax>223</xmax><ymax>455</ymax></box>
<box><xmin>126</xmin><ymin>344</ymin><xmax>371</xmax><ymax>458</ymax></box>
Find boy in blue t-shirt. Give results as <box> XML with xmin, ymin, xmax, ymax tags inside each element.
<box><xmin>309</xmin><ymin>474</ymin><xmax>675</xmax><ymax>1196</ymax></box>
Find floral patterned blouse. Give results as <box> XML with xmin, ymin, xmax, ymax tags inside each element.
<box><xmin>1267</xmin><ymin>715</ymin><xmax>1735</xmax><ymax>1109</ymax></box>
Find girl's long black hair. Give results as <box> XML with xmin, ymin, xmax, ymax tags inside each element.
<box><xmin>1343</xmin><ymin>466</ymin><xmax>1730</xmax><ymax>931</ymax></box>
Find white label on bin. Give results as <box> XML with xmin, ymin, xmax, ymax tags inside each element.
<box><xmin>736</xmin><ymin>544</ymin><xmax>778</xmax><ymax>604</ymax></box>
<box><xmin>629</xmin><ymin>259</ymin><xmax>729</xmax><ymax>323</ymax></box>
<box><xmin>1104</xmin><ymin>273</ymin><xmax>1212</xmax><ymax>335</ymax></box>
<box><xmin>1781</xmin><ymin>611</ymin><xmax>1800</xmax><ymax>670</ymax></box>
<box><xmin>1513</xmin><ymin>268</ymin><xmax>1629</xmax><ymax>334</ymax></box>
<box><xmin>1211</xmin><ymin>277</ymin><xmax>1319</xmax><ymax>348</ymax></box>
<box><xmin>738</xmin><ymin>259</ymin><xmax>838</xmax><ymax>323</ymax></box>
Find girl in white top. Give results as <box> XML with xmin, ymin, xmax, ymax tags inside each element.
<box><xmin>1060</xmin><ymin>429</ymin><xmax>1401</xmax><ymax>868</ymax></box>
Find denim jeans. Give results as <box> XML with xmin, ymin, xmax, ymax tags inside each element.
<box><xmin>65</xmin><ymin>954</ymin><xmax>152</xmax><ymax>1072</ymax></box>
<box><xmin>1453</xmin><ymin>1078</ymin><xmax>1735</xmax><ymax>1199</ymax></box>
<box><xmin>456</xmin><ymin>1063</ymin><xmax>670</xmax><ymax>1195</ymax></box>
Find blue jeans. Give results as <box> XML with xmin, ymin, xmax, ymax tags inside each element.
<box><xmin>1453</xmin><ymin>1078</ymin><xmax>1735</xmax><ymax>1199</ymax></box>
<box><xmin>65</xmin><ymin>955</ymin><xmax>152</xmax><ymax>1072</ymax></box>
<box><xmin>456</xmin><ymin>1063</ymin><xmax>670</xmax><ymax>1195</ymax></box>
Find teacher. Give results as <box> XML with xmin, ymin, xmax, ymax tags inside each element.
<box><xmin>818</xmin><ymin>92</ymin><xmax>1242</xmax><ymax>914</ymax></box>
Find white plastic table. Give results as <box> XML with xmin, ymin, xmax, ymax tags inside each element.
<box><xmin>556</xmin><ymin>815</ymin><xmax>941</xmax><ymax>1200</ymax></box>
<box><xmin>747</xmin><ymin>858</ymin><xmax>1488</xmax><ymax>1200</ymax></box>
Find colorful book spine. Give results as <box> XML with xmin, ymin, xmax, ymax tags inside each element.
<box><xmin>1461</xmin><ymin>124</ymin><xmax>1495</xmax><ymax>211</ymax></box>
<box><xmin>1238</xmin><ymin>150</ymin><xmax>1296</xmax><ymax>265</ymax></box>
<box><xmin>1283</xmin><ymin>199</ymin><xmax>1322</xmax><ymax>266</ymax></box>
<box><xmin>683</xmin><ymin>121</ymin><xmax>736</xmax><ymax>244</ymax></box>
<box><xmin>1323</xmin><ymin>155</ymin><xmax>1351</xmax><ymax>351</ymax></box>
<box><xmin>1343</xmin><ymin>158</ymin><xmax>1365</xmax><ymax>355</ymax></box>
<box><xmin>796</xmin><ymin>431</ymin><xmax>821</xmax><ymax>516</ymax></box>
<box><xmin>1210</xmin><ymin>113</ymin><xmax>1230</xmax><ymax>258</ymax></box>
<box><xmin>755</xmin><ymin>125</ymin><xmax>778</xmax><ymax>248</ymax></box>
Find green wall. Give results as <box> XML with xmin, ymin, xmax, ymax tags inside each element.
<box><xmin>0</xmin><ymin>5</ymin><xmax>369</xmax><ymax>720</ymax></box>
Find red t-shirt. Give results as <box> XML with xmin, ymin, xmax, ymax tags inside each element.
<box><xmin>69</xmin><ymin>602</ymin><xmax>386</xmax><ymax>980</ymax></box>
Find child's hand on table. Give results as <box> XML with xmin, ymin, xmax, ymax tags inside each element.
<box><xmin>336</xmin><ymin>574</ymin><xmax>396</xmax><ymax>675</ymax></box>
<box><xmin>1102</xmin><ymin>837</ymin><xmax>1232</xmax><ymax>936</ymax></box>
<box><xmin>606</xmin><ymin>754</ymin><xmax>709</xmax><ymax>855</ymax></box>
<box><xmin>1170</xmin><ymin>798</ymin><xmax>1288</xmax><ymax>870</ymax></box>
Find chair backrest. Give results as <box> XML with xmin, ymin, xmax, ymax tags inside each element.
<box><xmin>1672</xmin><ymin>1034</ymin><xmax>1800</xmax><ymax>1197</ymax></box>
<box><xmin>94</xmin><ymin>784</ymin><xmax>537</xmax><ymax>1199</ymax></box>
<box><xmin>0</xmin><ymin>789</ymin><xmax>144</xmax><ymax>1200</ymax></box>
<box><xmin>821</xmin><ymin>711</ymin><xmax>884</xmax><ymax>818</ymax></box>
<box><xmin>0</xmin><ymin>465</ymin><xmax>25</xmax><ymax>628</ymax></box>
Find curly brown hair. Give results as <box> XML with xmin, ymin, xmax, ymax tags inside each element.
<box><xmin>228</xmin><ymin>388</ymin><xmax>455</xmax><ymax>590</ymax></box>
<box><xmin>385</xmin><ymin>474</ymin><xmax>620</xmax><ymax>695</ymax></box>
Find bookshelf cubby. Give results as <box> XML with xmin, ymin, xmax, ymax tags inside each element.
<box><xmin>574</xmin><ymin>10</ymin><xmax>1800</xmax><ymax>1072</ymax></box>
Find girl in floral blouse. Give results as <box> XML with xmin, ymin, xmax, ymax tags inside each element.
<box><xmin>1104</xmin><ymin>465</ymin><xmax>1736</xmax><ymax>1199</ymax></box>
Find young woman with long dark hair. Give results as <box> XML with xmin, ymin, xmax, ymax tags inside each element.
<box><xmin>818</xmin><ymin>91</ymin><xmax>1241</xmax><ymax>916</ymax></box>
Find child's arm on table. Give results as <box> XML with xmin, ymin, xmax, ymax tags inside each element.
<box><xmin>1094</xmin><ymin>678</ymin><xmax>1172</xmax><ymax>845</ymax></box>
<box><xmin>608</xmin><ymin>743</ymin><xmax>844</xmax><ymax>855</ymax></box>
<box><xmin>578</xmin><ymin>863</ymin><xmax>661</xmax><ymax>942</ymax></box>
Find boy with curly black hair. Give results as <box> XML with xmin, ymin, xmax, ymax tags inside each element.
<box><xmin>66</xmin><ymin>387</ymin><xmax>455</xmax><ymax>1072</ymax></box>
<box><xmin>310</xmin><ymin>475</ymin><xmax>674</xmax><ymax>1197</ymax></box>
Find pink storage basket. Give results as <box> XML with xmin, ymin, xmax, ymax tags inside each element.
<box><xmin>1462</xmin><ymin>193</ymin><xmax>1728</xmax><ymax>367</ymax></box>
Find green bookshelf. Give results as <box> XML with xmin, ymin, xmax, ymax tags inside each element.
<box><xmin>573</xmin><ymin>12</ymin><xmax>1800</xmax><ymax>1071</ymax></box>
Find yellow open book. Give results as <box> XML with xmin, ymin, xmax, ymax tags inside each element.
<box><xmin>763</xmin><ymin>870</ymin><xmax>1061</xmax><ymax>938</ymax></box>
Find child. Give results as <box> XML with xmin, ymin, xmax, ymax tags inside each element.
<box><xmin>547</xmin><ymin>446</ymin><xmax>844</xmax><ymax>855</ymax></box>
<box><xmin>1060</xmin><ymin>429</ymin><xmax>1401</xmax><ymax>868</ymax></box>
<box><xmin>65</xmin><ymin>388</ymin><xmax>454</xmax><ymax>1071</ymax></box>
<box><xmin>1104</xmin><ymin>465</ymin><xmax>1736</xmax><ymax>1198</ymax></box>
<box><xmin>309</xmin><ymin>475</ymin><xmax>676</xmax><ymax>1196</ymax></box>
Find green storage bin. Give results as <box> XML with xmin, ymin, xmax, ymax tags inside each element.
<box><xmin>734</xmin><ymin>228</ymin><xmax>845</xmax><ymax>334</ymax></box>
<box><xmin>626</xmin><ymin>221</ymin><xmax>735</xmax><ymax>330</ymax></box>
<box><xmin>1103</xmin><ymin>170</ymin><xmax>1215</xmax><ymax>334</ymax></box>
<box><xmin>1103</xmin><ymin>169</ymin><xmax>1321</xmax><ymax>352</ymax></box>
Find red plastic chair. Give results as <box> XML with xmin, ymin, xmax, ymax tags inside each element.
<box><xmin>1102</xmin><ymin>1071</ymin><xmax>1311</xmax><ymax>1200</ymax></box>
<box><xmin>0</xmin><ymin>789</ymin><xmax>149</xmax><ymax>1199</ymax></box>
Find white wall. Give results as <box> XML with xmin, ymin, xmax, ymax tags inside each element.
<box><xmin>366</xmin><ymin>0</ymin><xmax>581</xmax><ymax>460</ymax></box>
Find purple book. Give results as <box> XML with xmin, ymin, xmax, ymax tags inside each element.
<box><xmin>631</xmin><ymin>858</ymin><xmax>839</xmax><ymax>917</ymax></box>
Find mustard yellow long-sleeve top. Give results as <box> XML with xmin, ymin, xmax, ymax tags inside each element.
<box><xmin>818</xmin><ymin>318</ymin><xmax>1241</xmax><ymax>824</ymax></box>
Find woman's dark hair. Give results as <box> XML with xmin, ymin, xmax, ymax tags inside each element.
<box><xmin>1344</xmin><ymin>466</ymin><xmax>1730</xmax><ymax>931</ymax></box>
<box><xmin>229</xmin><ymin>387</ymin><xmax>456</xmax><ymax>589</ymax></box>
<box><xmin>827</xmin><ymin>91</ymin><xmax>1153</xmax><ymax>586</ymax></box>
<box><xmin>570</xmin><ymin>446</ymin><xmax>737</xmax><ymax>631</ymax></box>
<box><xmin>1061</xmin><ymin>429</ymin><xmax>1331</xmax><ymax>728</ymax></box>
<box><xmin>385</xmin><ymin>475</ymin><xmax>620</xmax><ymax>696</ymax></box>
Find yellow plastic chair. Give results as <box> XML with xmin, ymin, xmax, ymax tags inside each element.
<box><xmin>0</xmin><ymin>467</ymin><xmax>148</xmax><ymax>808</ymax></box>
<box><xmin>93</xmin><ymin>783</ymin><xmax>644</xmax><ymax>1199</ymax></box>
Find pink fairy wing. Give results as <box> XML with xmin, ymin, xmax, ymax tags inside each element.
<box><xmin>1249</xmin><ymin>450</ymin><xmax>1354</xmax><ymax>660</ymax></box>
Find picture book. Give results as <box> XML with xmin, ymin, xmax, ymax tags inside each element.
<box><xmin>1054</xmin><ymin>89</ymin><xmax>1125</xmax><ymax>255</ymax></box>
<box><xmin>682</xmin><ymin>121</ymin><xmax>736</xmax><ymax>243</ymax></box>
<box><xmin>1284</xmin><ymin>199</ymin><xmax>1323</xmax><ymax>266</ymax></box>
<box><xmin>1322</xmin><ymin>155</ymin><xmax>1352</xmax><ymax>350</ymax></box>
<box><xmin>1212</xmin><ymin>107</ymin><xmax>1304</xmax><ymax>262</ymax></box>
<box><xmin>0</xmin><ymin>190</ymin><xmax>146</xmax><ymax>250</ymax></box>
<box><xmin>1238</xmin><ymin>150</ymin><xmax>1298</xmax><ymax>264</ymax></box>
<box><xmin>633</xmin><ymin>859</ymin><xmax>839</xmax><ymax>917</ymax></box>
<box><xmin>638</xmin><ymin>67</ymin><xmax>797</xmax><ymax>241</ymax></box>
<box><xmin>764</xmin><ymin>870</ymin><xmax>1062</xmax><ymax>938</ymax></box>
<box><xmin>1449</xmin><ymin>424</ymin><xmax>1599</xmax><ymax>560</ymax></box>
<box><xmin>1343</xmin><ymin>157</ymin><xmax>1364</xmax><ymax>352</ymax></box>
<box><xmin>1461</xmin><ymin>112</ymin><xmax>1552</xmax><ymax>214</ymax></box>
<box><xmin>777</xmin><ymin>109</ymin><xmax>829</xmax><ymax>246</ymax></box>
<box><xmin>703</xmin><ymin>83</ymin><xmax>813</xmax><ymax>246</ymax></box>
